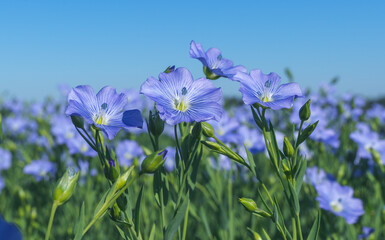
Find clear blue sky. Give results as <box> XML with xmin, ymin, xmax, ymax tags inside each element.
<box><xmin>1</xmin><ymin>1</ymin><xmax>385</xmax><ymax>100</ymax></box>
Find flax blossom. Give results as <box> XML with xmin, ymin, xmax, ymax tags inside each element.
<box><xmin>189</xmin><ymin>41</ymin><xmax>246</xmax><ymax>80</ymax></box>
<box><xmin>140</xmin><ymin>67</ymin><xmax>223</xmax><ymax>125</ymax></box>
<box><xmin>236</xmin><ymin>69</ymin><xmax>302</xmax><ymax>110</ymax></box>
<box><xmin>65</xmin><ymin>85</ymin><xmax>143</xmax><ymax>140</ymax></box>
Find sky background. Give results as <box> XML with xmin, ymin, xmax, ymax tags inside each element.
<box><xmin>1</xmin><ymin>1</ymin><xmax>385</xmax><ymax>101</ymax></box>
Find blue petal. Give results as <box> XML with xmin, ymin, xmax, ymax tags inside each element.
<box><xmin>122</xmin><ymin>109</ymin><xmax>143</xmax><ymax>129</ymax></box>
<box><xmin>189</xmin><ymin>40</ymin><xmax>208</xmax><ymax>66</ymax></box>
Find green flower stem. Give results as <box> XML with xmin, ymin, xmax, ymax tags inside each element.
<box><xmin>82</xmin><ymin>174</ymin><xmax>140</xmax><ymax>237</ymax></box>
<box><xmin>181</xmin><ymin>199</ymin><xmax>190</xmax><ymax>240</ymax></box>
<box><xmin>45</xmin><ymin>201</ymin><xmax>59</xmax><ymax>240</ymax></box>
<box><xmin>296</xmin><ymin>214</ymin><xmax>303</xmax><ymax>240</ymax></box>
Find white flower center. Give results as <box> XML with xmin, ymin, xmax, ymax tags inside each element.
<box><xmin>93</xmin><ymin>103</ymin><xmax>110</xmax><ymax>125</ymax></box>
<box><xmin>330</xmin><ymin>199</ymin><xmax>343</xmax><ymax>212</ymax></box>
<box><xmin>173</xmin><ymin>87</ymin><xmax>190</xmax><ymax>112</ymax></box>
<box><xmin>124</xmin><ymin>153</ymin><xmax>133</xmax><ymax>160</ymax></box>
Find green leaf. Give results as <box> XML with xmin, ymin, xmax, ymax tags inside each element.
<box><xmin>200</xmin><ymin>207</ymin><xmax>212</xmax><ymax>238</ymax></box>
<box><xmin>307</xmin><ymin>209</ymin><xmax>321</xmax><ymax>240</ymax></box>
<box><xmin>294</xmin><ymin>157</ymin><xmax>307</xmax><ymax>196</ymax></box>
<box><xmin>115</xmin><ymin>225</ymin><xmax>130</xmax><ymax>240</ymax></box>
<box><xmin>74</xmin><ymin>202</ymin><xmax>85</xmax><ymax>240</ymax></box>
<box><xmin>288</xmin><ymin>181</ymin><xmax>300</xmax><ymax>214</ymax></box>
<box><xmin>134</xmin><ymin>185</ymin><xmax>144</xmax><ymax>234</ymax></box>
<box><xmin>148</xmin><ymin>224</ymin><xmax>156</xmax><ymax>240</ymax></box>
<box><xmin>244</xmin><ymin>145</ymin><xmax>257</xmax><ymax>177</ymax></box>
<box><xmin>187</xmin><ymin>145</ymin><xmax>203</xmax><ymax>190</ymax></box>
<box><xmin>93</xmin><ymin>187</ymin><xmax>110</xmax><ymax>218</ymax></box>
<box><xmin>262</xmin><ymin>228</ymin><xmax>272</xmax><ymax>240</ymax></box>
<box><xmin>164</xmin><ymin>193</ymin><xmax>190</xmax><ymax>240</ymax></box>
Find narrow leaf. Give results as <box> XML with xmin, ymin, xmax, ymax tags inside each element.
<box><xmin>164</xmin><ymin>193</ymin><xmax>190</xmax><ymax>240</ymax></box>
<box><xmin>74</xmin><ymin>202</ymin><xmax>85</xmax><ymax>240</ymax></box>
<box><xmin>134</xmin><ymin>185</ymin><xmax>144</xmax><ymax>234</ymax></box>
<box><xmin>307</xmin><ymin>209</ymin><xmax>321</xmax><ymax>240</ymax></box>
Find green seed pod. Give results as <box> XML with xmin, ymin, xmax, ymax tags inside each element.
<box><xmin>299</xmin><ymin>99</ymin><xmax>311</xmax><ymax>121</ymax></box>
<box><xmin>203</xmin><ymin>66</ymin><xmax>220</xmax><ymax>80</ymax></box>
<box><xmin>53</xmin><ymin>168</ymin><xmax>79</xmax><ymax>205</ymax></box>
<box><xmin>141</xmin><ymin>149</ymin><xmax>167</xmax><ymax>174</ymax></box>
<box><xmin>70</xmin><ymin>115</ymin><xmax>85</xmax><ymax>129</ymax></box>
<box><xmin>283</xmin><ymin>137</ymin><xmax>294</xmax><ymax>158</ymax></box>
<box><xmin>239</xmin><ymin>198</ymin><xmax>258</xmax><ymax>212</ymax></box>
<box><xmin>201</xmin><ymin>122</ymin><xmax>215</xmax><ymax>138</ymax></box>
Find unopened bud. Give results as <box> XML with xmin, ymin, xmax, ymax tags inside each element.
<box><xmin>141</xmin><ymin>149</ymin><xmax>167</xmax><ymax>174</ymax></box>
<box><xmin>247</xmin><ymin>228</ymin><xmax>263</xmax><ymax>240</ymax></box>
<box><xmin>116</xmin><ymin>166</ymin><xmax>134</xmax><ymax>190</ymax></box>
<box><xmin>148</xmin><ymin>110</ymin><xmax>164</xmax><ymax>137</ymax></box>
<box><xmin>70</xmin><ymin>115</ymin><xmax>85</xmax><ymax>129</ymax></box>
<box><xmin>53</xmin><ymin>168</ymin><xmax>79</xmax><ymax>205</ymax></box>
<box><xmin>203</xmin><ymin>66</ymin><xmax>220</xmax><ymax>80</ymax></box>
<box><xmin>164</xmin><ymin>65</ymin><xmax>175</xmax><ymax>73</ymax></box>
<box><xmin>299</xmin><ymin>99</ymin><xmax>311</xmax><ymax>121</ymax></box>
<box><xmin>239</xmin><ymin>198</ymin><xmax>258</xmax><ymax>212</ymax></box>
<box><xmin>283</xmin><ymin>137</ymin><xmax>294</xmax><ymax>158</ymax></box>
<box><xmin>201</xmin><ymin>141</ymin><xmax>222</xmax><ymax>151</ymax></box>
<box><xmin>104</xmin><ymin>148</ymin><xmax>120</xmax><ymax>182</ymax></box>
<box><xmin>201</xmin><ymin>122</ymin><xmax>215</xmax><ymax>138</ymax></box>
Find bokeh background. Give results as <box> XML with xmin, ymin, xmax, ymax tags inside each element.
<box><xmin>1</xmin><ymin>0</ymin><xmax>385</xmax><ymax>100</ymax></box>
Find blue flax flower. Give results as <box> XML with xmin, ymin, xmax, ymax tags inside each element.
<box><xmin>0</xmin><ymin>148</ymin><xmax>12</xmax><ymax>171</ymax></box>
<box><xmin>189</xmin><ymin>41</ymin><xmax>246</xmax><ymax>80</ymax></box>
<box><xmin>316</xmin><ymin>179</ymin><xmax>364</xmax><ymax>224</ymax></box>
<box><xmin>140</xmin><ymin>67</ymin><xmax>223</xmax><ymax>125</ymax></box>
<box><xmin>65</xmin><ymin>85</ymin><xmax>143</xmax><ymax>140</ymax></box>
<box><xmin>116</xmin><ymin>140</ymin><xmax>144</xmax><ymax>167</ymax></box>
<box><xmin>23</xmin><ymin>156</ymin><xmax>56</xmax><ymax>181</ymax></box>
<box><xmin>236</xmin><ymin>69</ymin><xmax>302</xmax><ymax>110</ymax></box>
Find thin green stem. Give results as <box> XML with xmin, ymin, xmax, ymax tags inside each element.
<box><xmin>82</xmin><ymin>174</ymin><xmax>139</xmax><ymax>236</ymax></box>
<box><xmin>45</xmin><ymin>201</ymin><xmax>58</xmax><ymax>240</ymax></box>
<box><xmin>181</xmin><ymin>199</ymin><xmax>190</xmax><ymax>240</ymax></box>
<box><xmin>296</xmin><ymin>214</ymin><xmax>303</xmax><ymax>240</ymax></box>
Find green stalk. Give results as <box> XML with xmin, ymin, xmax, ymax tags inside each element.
<box><xmin>181</xmin><ymin>199</ymin><xmax>190</xmax><ymax>240</ymax></box>
<box><xmin>82</xmin><ymin>174</ymin><xmax>139</xmax><ymax>236</ymax></box>
<box><xmin>45</xmin><ymin>201</ymin><xmax>59</xmax><ymax>240</ymax></box>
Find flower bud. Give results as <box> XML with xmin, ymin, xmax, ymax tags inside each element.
<box><xmin>164</xmin><ymin>65</ymin><xmax>175</xmax><ymax>73</ymax></box>
<box><xmin>141</xmin><ymin>149</ymin><xmax>167</xmax><ymax>174</ymax></box>
<box><xmin>201</xmin><ymin>122</ymin><xmax>215</xmax><ymax>138</ymax></box>
<box><xmin>116</xmin><ymin>166</ymin><xmax>134</xmax><ymax>190</ymax></box>
<box><xmin>203</xmin><ymin>66</ymin><xmax>220</xmax><ymax>80</ymax></box>
<box><xmin>247</xmin><ymin>228</ymin><xmax>262</xmax><ymax>240</ymax></box>
<box><xmin>104</xmin><ymin>148</ymin><xmax>120</xmax><ymax>182</ymax></box>
<box><xmin>239</xmin><ymin>198</ymin><xmax>258</xmax><ymax>212</ymax></box>
<box><xmin>283</xmin><ymin>137</ymin><xmax>294</xmax><ymax>158</ymax></box>
<box><xmin>70</xmin><ymin>115</ymin><xmax>85</xmax><ymax>129</ymax></box>
<box><xmin>201</xmin><ymin>141</ymin><xmax>222</xmax><ymax>151</ymax></box>
<box><xmin>53</xmin><ymin>168</ymin><xmax>79</xmax><ymax>205</ymax></box>
<box><xmin>148</xmin><ymin>110</ymin><xmax>164</xmax><ymax>137</ymax></box>
<box><xmin>297</xmin><ymin>121</ymin><xmax>319</xmax><ymax>146</ymax></box>
<box><xmin>110</xmin><ymin>203</ymin><xmax>125</xmax><ymax>222</ymax></box>
<box><xmin>299</xmin><ymin>99</ymin><xmax>311</xmax><ymax>121</ymax></box>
